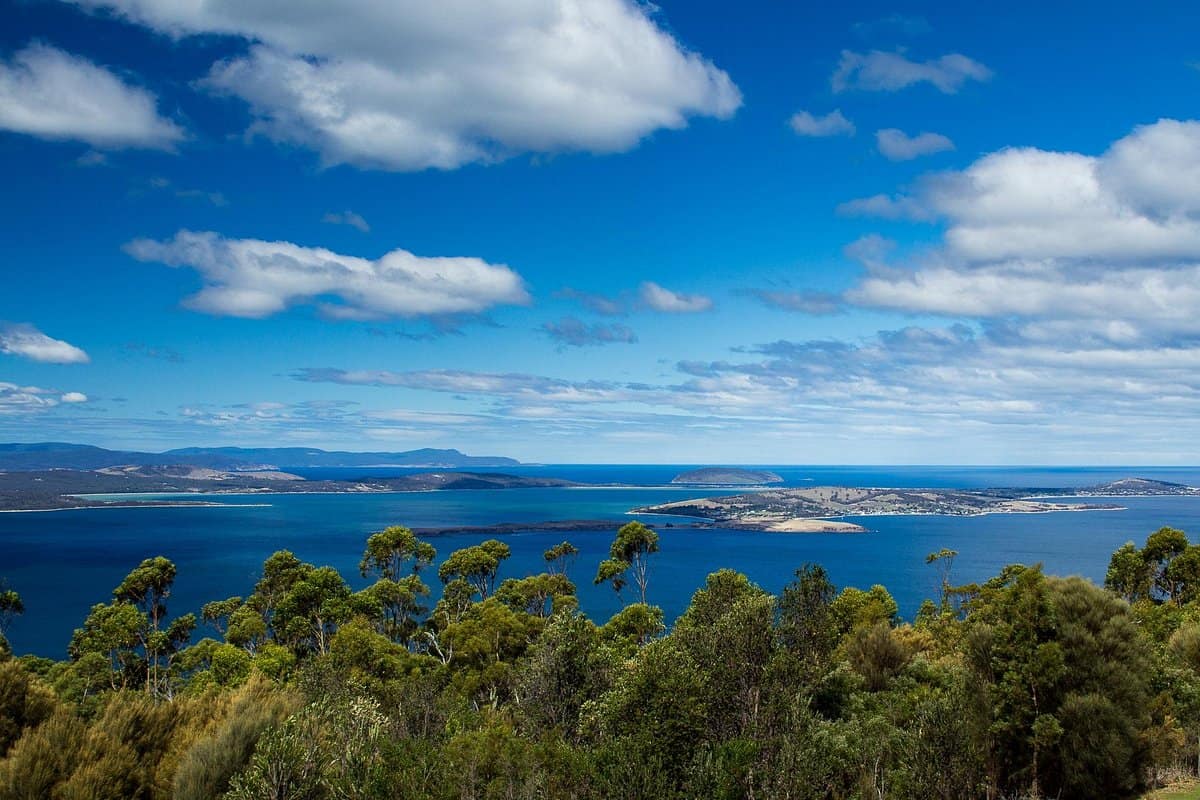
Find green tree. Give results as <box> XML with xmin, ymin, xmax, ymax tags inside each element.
<box><xmin>0</xmin><ymin>584</ymin><xmax>23</xmax><ymax>643</ymax></box>
<box><xmin>599</xmin><ymin>603</ymin><xmax>664</xmax><ymax>650</ymax></box>
<box><xmin>200</xmin><ymin>596</ymin><xmax>242</xmax><ymax>636</ymax></box>
<box><xmin>967</xmin><ymin>565</ymin><xmax>1152</xmax><ymax>799</ymax></box>
<box><xmin>358</xmin><ymin>525</ymin><xmax>436</xmax><ymax>581</ymax></box>
<box><xmin>926</xmin><ymin>548</ymin><xmax>960</xmax><ymax>608</ymax></box>
<box><xmin>673</xmin><ymin>570</ymin><xmax>776</xmax><ymax>739</ymax></box>
<box><xmin>272</xmin><ymin>566</ymin><xmax>353</xmax><ymax>655</ymax></box>
<box><xmin>495</xmin><ymin>573</ymin><xmax>576</xmax><ymax>618</ymax></box>
<box><xmin>776</xmin><ymin>563</ymin><xmax>838</xmax><ymax>666</ymax></box>
<box><xmin>438</xmin><ymin>539</ymin><xmax>511</xmax><ymax>599</ymax></box>
<box><xmin>596</xmin><ymin>638</ymin><xmax>708</xmax><ymax>790</ymax></box>
<box><xmin>106</xmin><ymin>557</ymin><xmax>196</xmax><ymax>697</ymax></box>
<box><xmin>1144</xmin><ymin>526</ymin><xmax>1190</xmax><ymax>602</ymax></box>
<box><xmin>594</xmin><ymin>521</ymin><xmax>659</xmax><ymax>605</ymax></box>
<box><xmin>517</xmin><ymin>612</ymin><xmax>613</xmax><ymax>740</ymax></box>
<box><xmin>68</xmin><ymin>601</ymin><xmax>145</xmax><ymax>691</ymax></box>
<box><xmin>358</xmin><ymin>575</ymin><xmax>431</xmax><ymax>644</ymax></box>
<box><xmin>543</xmin><ymin>541</ymin><xmax>579</xmax><ymax>577</ymax></box>
<box><xmin>113</xmin><ymin>556</ymin><xmax>176</xmax><ymax>633</ymax></box>
<box><xmin>1105</xmin><ymin>542</ymin><xmax>1152</xmax><ymax>602</ymax></box>
<box><xmin>830</xmin><ymin>584</ymin><xmax>898</xmax><ymax>636</ymax></box>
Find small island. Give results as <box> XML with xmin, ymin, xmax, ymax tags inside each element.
<box><xmin>671</xmin><ymin>467</ymin><xmax>784</xmax><ymax>486</ymax></box>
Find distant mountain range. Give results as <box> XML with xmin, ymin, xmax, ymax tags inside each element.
<box><xmin>0</xmin><ymin>442</ymin><xmax>520</xmax><ymax>471</ymax></box>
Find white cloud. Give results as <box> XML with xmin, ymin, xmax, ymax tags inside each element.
<box><xmin>842</xmin><ymin>119</ymin><xmax>1200</xmax><ymax>347</ymax></box>
<box><xmin>837</xmin><ymin>192</ymin><xmax>934</xmax><ymax>221</ymax></box>
<box><xmin>832</xmin><ymin>49</ymin><xmax>992</xmax><ymax>93</ymax></box>
<box><xmin>322</xmin><ymin>210</ymin><xmax>370</xmax><ymax>232</ymax></box>
<box><xmin>72</xmin><ymin>0</ymin><xmax>740</xmax><ymax>170</ymax></box>
<box><xmin>0</xmin><ymin>323</ymin><xmax>90</xmax><ymax>364</ymax></box>
<box><xmin>639</xmin><ymin>281</ymin><xmax>713</xmax><ymax>313</ymax></box>
<box><xmin>0</xmin><ymin>44</ymin><xmax>183</xmax><ymax>149</ymax></box>
<box><xmin>0</xmin><ymin>382</ymin><xmax>87</xmax><ymax>415</ymax></box>
<box><xmin>789</xmin><ymin>109</ymin><xmax>855</xmax><ymax>137</ymax></box>
<box><xmin>875</xmin><ymin>128</ymin><xmax>954</xmax><ymax>160</ymax></box>
<box><xmin>124</xmin><ymin>230</ymin><xmax>530</xmax><ymax>319</ymax></box>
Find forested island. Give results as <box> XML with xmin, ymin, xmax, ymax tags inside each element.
<box><xmin>2</xmin><ymin>520</ymin><xmax>1200</xmax><ymax>799</ymax></box>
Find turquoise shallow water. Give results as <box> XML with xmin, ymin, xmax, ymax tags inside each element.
<box><xmin>3</xmin><ymin>466</ymin><xmax>1200</xmax><ymax>657</ymax></box>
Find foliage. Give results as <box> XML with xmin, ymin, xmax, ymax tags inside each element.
<box><xmin>594</xmin><ymin>521</ymin><xmax>658</xmax><ymax>605</ymax></box>
<box><xmin>3</xmin><ymin>523</ymin><xmax>1200</xmax><ymax>799</ymax></box>
<box><xmin>438</xmin><ymin>539</ymin><xmax>511</xmax><ymax>599</ymax></box>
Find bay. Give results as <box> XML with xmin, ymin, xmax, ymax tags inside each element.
<box><xmin>2</xmin><ymin>465</ymin><xmax>1199</xmax><ymax>657</ymax></box>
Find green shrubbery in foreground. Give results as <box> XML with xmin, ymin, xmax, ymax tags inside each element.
<box><xmin>3</xmin><ymin>521</ymin><xmax>1200</xmax><ymax>799</ymax></box>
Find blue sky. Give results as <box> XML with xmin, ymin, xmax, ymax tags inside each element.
<box><xmin>2</xmin><ymin>0</ymin><xmax>1199</xmax><ymax>464</ymax></box>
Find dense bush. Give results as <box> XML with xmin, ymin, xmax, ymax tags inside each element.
<box><xmin>1</xmin><ymin>523</ymin><xmax>1199</xmax><ymax>799</ymax></box>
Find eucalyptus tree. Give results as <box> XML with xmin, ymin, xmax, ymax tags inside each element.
<box><xmin>359</xmin><ymin>525</ymin><xmax>436</xmax><ymax>580</ymax></box>
<box><xmin>543</xmin><ymin>541</ymin><xmax>579</xmax><ymax>577</ymax></box>
<box><xmin>594</xmin><ymin>521</ymin><xmax>659</xmax><ymax>605</ymax></box>
<box><xmin>359</xmin><ymin>526</ymin><xmax>437</xmax><ymax>644</ymax></box>
<box><xmin>437</xmin><ymin>539</ymin><xmax>511</xmax><ymax>599</ymax></box>
<box><xmin>107</xmin><ymin>556</ymin><xmax>196</xmax><ymax>696</ymax></box>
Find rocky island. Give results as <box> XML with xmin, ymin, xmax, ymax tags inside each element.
<box><xmin>671</xmin><ymin>467</ymin><xmax>784</xmax><ymax>486</ymax></box>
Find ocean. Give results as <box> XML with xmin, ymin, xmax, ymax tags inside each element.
<box><xmin>3</xmin><ymin>465</ymin><xmax>1199</xmax><ymax>657</ymax></box>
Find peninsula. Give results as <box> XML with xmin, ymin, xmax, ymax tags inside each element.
<box><xmin>627</xmin><ymin>480</ymin><xmax>1189</xmax><ymax>532</ymax></box>
<box><xmin>0</xmin><ymin>467</ymin><xmax>575</xmax><ymax>511</ymax></box>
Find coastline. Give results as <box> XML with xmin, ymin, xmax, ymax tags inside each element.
<box><xmin>0</xmin><ymin>502</ymin><xmax>274</xmax><ymax>513</ymax></box>
<box><xmin>8</xmin><ymin>484</ymin><xmax>1197</xmax><ymax>517</ymax></box>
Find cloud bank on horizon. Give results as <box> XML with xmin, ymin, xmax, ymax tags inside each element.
<box><xmin>2</xmin><ymin>2</ymin><xmax>1198</xmax><ymax>463</ymax></box>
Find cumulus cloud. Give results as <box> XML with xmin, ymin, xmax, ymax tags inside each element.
<box><xmin>61</xmin><ymin>391</ymin><xmax>89</xmax><ymax>403</ymax></box>
<box><xmin>832</xmin><ymin>49</ymin><xmax>992</xmax><ymax>93</ymax></box>
<box><xmin>124</xmin><ymin>230</ymin><xmax>530</xmax><ymax>319</ymax></box>
<box><xmin>0</xmin><ymin>323</ymin><xmax>90</xmax><ymax>363</ymax></box>
<box><xmin>72</xmin><ymin>0</ymin><xmax>740</xmax><ymax>170</ymax></box>
<box><xmin>789</xmin><ymin>109</ymin><xmax>855</xmax><ymax>137</ymax></box>
<box><xmin>542</xmin><ymin>317</ymin><xmax>637</xmax><ymax>347</ymax></box>
<box><xmin>322</xmin><ymin>210</ymin><xmax>370</xmax><ymax>232</ymax></box>
<box><xmin>843</xmin><ymin>119</ymin><xmax>1200</xmax><ymax>347</ymax></box>
<box><xmin>639</xmin><ymin>281</ymin><xmax>713</xmax><ymax>313</ymax></box>
<box><xmin>875</xmin><ymin>128</ymin><xmax>954</xmax><ymax>160</ymax></box>
<box><xmin>0</xmin><ymin>43</ymin><xmax>183</xmax><ymax>149</ymax></box>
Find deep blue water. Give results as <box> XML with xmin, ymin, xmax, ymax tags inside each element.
<box><xmin>2</xmin><ymin>465</ymin><xmax>1200</xmax><ymax>657</ymax></box>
